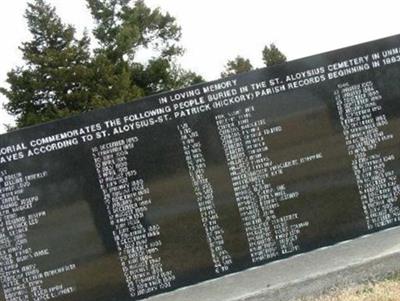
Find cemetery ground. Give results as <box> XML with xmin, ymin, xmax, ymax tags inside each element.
<box><xmin>300</xmin><ymin>272</ymin><xmax>400</xmax><ymax>301</ymax></box>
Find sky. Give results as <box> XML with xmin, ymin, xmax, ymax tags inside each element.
<box><xmin>1</xmin><ymin>0</ymin><xmax>400</xmax><ymax>133</ymax></box>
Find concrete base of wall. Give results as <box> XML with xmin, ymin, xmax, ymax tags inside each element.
<box><xmin>145</xmin><ymin>226</ymin><xmax>400</xmax><ymax>301</ymax></box>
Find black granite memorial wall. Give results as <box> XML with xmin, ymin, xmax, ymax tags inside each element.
<box><xmin>1</xmin><ymin>34</ymin><xmax>400</xmax><ymax>300</ymax></box>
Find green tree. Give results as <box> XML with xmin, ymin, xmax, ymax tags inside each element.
<box><xmin>221</xmin><ymin>44</ymin><xmax>287</xmax><ymax>78</ymax></box>
<box><xmin>1</xmin><ymin>0</ymin><xmax>203</xmax><ymax>128</ymax></box>
<box><xmin>0</xmin><ymin>0</ymin><xmax>93</xmax><ymax>127</ymax></box>
<box><xmin>262</xmin><ymin>43</ymin><xmax>287</xmax><ymax>67</ymax></box>
<box><xmin>86</xmin><ymin>0</ymin><xmax>203</xmax><ymax>98</ymax></box>
<box><xmin>221</xmin><ymin>56</ymin><xmax>253</xmax><ymax>78</ymax></box>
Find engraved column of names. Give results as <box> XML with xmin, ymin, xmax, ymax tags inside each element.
<box><xmin>178</xmin><ymin>123</ymin><xmax>232</xmax><ymax>273</ymax></box>
<box><xmin>216</xmin><ymin>106</ymin><xmax>316</xmax><ymax>263</ymax></box>
<box><xmin>92</xmin><ymin>137</ymin><xmax>175</xmax><ymax>297</ymax></box>
<box><xmin>0</xmin><ymin>170</ymin><xmax>76</xmax><ymax>301</ymax></box>
<box><xmin>335</xmin><ymin>81</ymin><xmax>400</xmax><ymax>229</ymax></box>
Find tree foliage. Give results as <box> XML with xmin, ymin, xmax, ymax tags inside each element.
<box><xmin>221</xmin><ymin>56</ymin><xmax>253</xmax><ymax>78</ymax></box>
<box><xmin>2</xmin><ymin>0</ymin><xmax>287</xmax><ymax>129</ymax></box>
<box><xmin>1</xmin><ymin>0</ymin><xmax>93</xmax><ymax>126</ymax></box>
<box><xmin>1</xmin><ymin>0</ymin><xmax>203</xmax><ymax>128</ymax></box>
<box><xmin>221</xmin><ymin>44</ymin><xmax>287</xmax><ymax>78</ymax></box>
<box><xmin>262</xmin><ymin>43</ymin><xmax>287</xmax><ymax>67</ymax></box>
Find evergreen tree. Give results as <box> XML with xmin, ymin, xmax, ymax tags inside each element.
<box><xmin>262</xmin><ymin>43</ymin><xmax>287</xmax><ymax>67</ymax></box>
<box><xmin>1</xmin><ymin>0</ymin><xmax>93</xmax><ymax>127</ymax></box>
<box><xmin>87</xmin><ymin>0</ymin><xmax>202</xmax><ymax>96</ymax></box>
<box><xmin>221</xmin><ymin>56</ymin><xmax>253</xmax><ymax>78</ymax></box>
<box><xmin>221</xmin><ymin>44</ymin><xmax>287</xmax><ymax>78</ymax></box>
<box><xmin>1</xmin><ymin>0</ymin><xmax>203</xmax><ymax>128</ymax></box>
